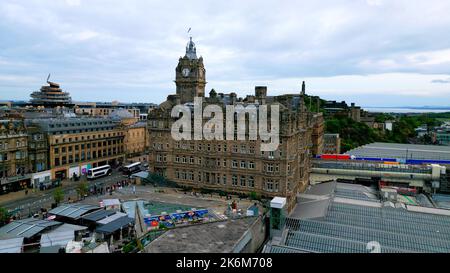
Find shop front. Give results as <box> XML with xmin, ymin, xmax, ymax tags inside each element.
<box><xmin>53</xmin><ymin>167</ymin><xmax>67</xmax><ymax>180</ymax></box>
<box><xmin>81</xmin><ymin>164</ymin><xmax>92</xmax><ymax>176</ymax></box>
<box><xmin>31</xmin><ymin>171</ymin><xmax>52</xmax><ymax>188</ymax></box>
<box><xmin>0</xmin><ymin>175</ymin><xmax>32</xmax><ymax>195</ymax></box>
<box><xmin>69</xmin><ymin>166</ymin><xmax>81</xmax><ymax>179</ymax></box>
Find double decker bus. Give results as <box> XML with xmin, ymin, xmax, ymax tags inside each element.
<box><xmin>87</xmin><ymin>165</ymin><xmax>112</xmax><ymax>180</ymax></box>
<box><xmin>122</xmin><ymin>162</ymin><xmax>142</xmax><ymax>176</ymax></box>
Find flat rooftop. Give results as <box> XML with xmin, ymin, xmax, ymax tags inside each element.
<box><xmin>145</xmin><ymin>217</ymin><xmax>257</xmax><ymax>253</ymax></box>
<box><xmin>346</xmin><ymin>142</ymin><xmax>450</xmax><ymax>161</ymax></box>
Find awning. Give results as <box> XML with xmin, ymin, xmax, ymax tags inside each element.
<box><xmin>97</xmin><ymin>212</ymin><xmax>127</xmax><ymax>225</ymax></box>
<box><xmin>0</xmin><ymin>237</ymin><xmax>24</xmax><ymax>253</ymax></box>
<box><xmin>40</xmin><ymin>230</ymin><xmax>74</xmax><ymax>248</ymax></box>
<box><xmin>102</xmin><ymin>199</ymin><xmax>121</xmax><ymax>207</ymax></box>
<box><xmin>82</xmin><ymin>209</ymin><xmax>116</xmax><ymax>222</ymax></box>
<box><xmin>51</xmin><ymin>223</ymin><xmax>88</xmax><ymax>233</ymax></box>
<box><xmin>96</xmin><ymin>217</ymin><xmax>134</xmax><ymax>235</ymax></box>
<box><xmin>0</xmin><ymin>218</ymin><xmax>62</xmax><ymax>240</ymax></box>
<box><xmin>131</xmin><ymin>171</ymin><xmax>149</xmax><ymax>179</ymax></box>
<box><xmin>48</xmin><ymin>204</ymin><xmax>101</xmax><ymax>220</ymax></box>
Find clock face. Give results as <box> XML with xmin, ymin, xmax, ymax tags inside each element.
<box><xmin>182</xmin><ymin>68</ymin><xmax>190</xmax><ymax>77</ymax></box>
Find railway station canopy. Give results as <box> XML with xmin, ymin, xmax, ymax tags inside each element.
<box><xmin>265</xmin><ymin>181</ymin><xmax>450</xmax><ymax>253</ymax></box>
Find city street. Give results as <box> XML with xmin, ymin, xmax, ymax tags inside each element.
<box><xmin>0</xmin><ymin>169</ymin><xmax>256</xmax><ymax>219</ymax></box>
<box><xmin>0</xmin><ymin>169</ymin><xmax>130</xmax><ymax>218</ymax></box>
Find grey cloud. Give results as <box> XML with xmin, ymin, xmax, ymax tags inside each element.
<box><xmin>1</xmin><ymin>0</ymin><xmax>450</xmax><ymax>105</ymax></box>
<box><xmin>431</xmin><ymin>78</ymin><xmax>450</xmax><ymax>84</ymax></box>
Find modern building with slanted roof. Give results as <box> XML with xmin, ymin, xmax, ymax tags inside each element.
<box><xmin>30</xmin><ymin>77</ymin><xmax>73</xmax><ymax>108</ymax></box>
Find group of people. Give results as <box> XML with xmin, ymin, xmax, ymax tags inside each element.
<box><xmin>89</xmin><ymin>186</ymin><xmax>105</xmax><ymax>196</ymax></box>
<box><xmin>105</xmin><ymin>179</ymin><xmax>135</xmax><ymax>195</ymax></box>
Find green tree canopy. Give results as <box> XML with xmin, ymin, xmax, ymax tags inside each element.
<box><xmin>76</xmin><ymin>182</ymin><xmax>89</xmax><ymax>199</ymax></box>
<box><xmin>325</xmin><ymin>113</ymin><xmax>445</xmax><ymax>152</ymax></box>
<box><xmin>325</xmin><ymin>116</ymin><xmax>380</xmax><ymax>152</ymax></box>
<box><xmin>53</xmin><ymin>187</ymin><xmax>65</xmax><ymax>205</ymax></box>
<box><xmin>0</xmin><ymin>207</ymin><xmax>10</xmax><ymax>227</ymax></box>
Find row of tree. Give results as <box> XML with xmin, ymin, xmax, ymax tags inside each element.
<box><xmin>53</xmin><ymin>182</ymin><xmax>90</xmax><ymax>205</ymax></box>
<box><xmin>325</xmin><ymin>113</ymin><xmax>446</xmax><ymax>152</ymax></box>
<box><xmin>0</xmin><ymin>182</ymin><xmax>92</xmax><ymax>228</ymax></box>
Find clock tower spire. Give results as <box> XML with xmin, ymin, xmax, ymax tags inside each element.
<box><xmin>175</xmin><ymin>37</ymin><xmax>206</xmax><ymax>103</ymax></box>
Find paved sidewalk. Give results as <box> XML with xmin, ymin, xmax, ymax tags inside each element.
<box><xmin>0</xmin><ymin>179</ymin><xmax>73</xmax><ymax>206</ymax></box>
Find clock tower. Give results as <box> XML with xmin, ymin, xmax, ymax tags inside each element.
<box><xmin>175</xmin><ymin>37</ymin><xmax>206</xmax><ymax>103</ymax></box>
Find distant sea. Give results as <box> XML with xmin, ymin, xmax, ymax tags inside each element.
<box><xmin>365</xmin><ymin>107</ymin><xmax>450</xmax><ymax>113</ymax></box>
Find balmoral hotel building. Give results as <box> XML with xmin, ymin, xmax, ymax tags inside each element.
<box><xmin>148</xmin><ymin>38</ymin><xmax>324</xmax><ymax>211</ymax></box>
<box><xmin>28</xmin><ymin>117</ymin><xmax>126</xmax><ymax>180</ymax></box>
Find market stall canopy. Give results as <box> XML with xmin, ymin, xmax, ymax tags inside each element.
<box><xmin>50</xmin><ymin>223</ymin><xmax>88</xmax><ymax>233</ymax></box>
<box><xmin>102</xmin><ymin>199</ymin><xmax>121</xmax><ymax>207</ymax></box>
<box><xmin>81</xmin><ymin>209</ymin><xmax>116</xmax><ymax>222</ymax></box>
<box><xmin>131</xmin><ymin>171</ymin><xmax>149</xmax><ymax>179</ymax></box>
<box><xmin>49</xmin><ymin>203</ymin><xmax>101</xmax><ymax>220</ymax></box>
<box><xmin>40</xmin><ymin>230</ymin><xmax>74</xmax><ymax>248</ymax></box>
<box><xmin>0</xmin><ymin>218</ymin><xmax>62</xmax><ymax>240</ymax></box>
<box><xmin>96</xmin><ymin>216</ymin><xmax>134</xmax><ymax>235</ymax></box>
<box><xmin>96</xmin><ymin>212</ymin><xmax>127</xmax><ymax>225</ymax></box>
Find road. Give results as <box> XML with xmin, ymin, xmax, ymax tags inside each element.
<box><xmin>0</xmin><ymin>169</ymin><xmax>130</xmax><ymax>218</ymax></box>
<box><xmin>1</xmin><ymin>168</ymin><xmax>256</xmax><ymax>219</ymax></box>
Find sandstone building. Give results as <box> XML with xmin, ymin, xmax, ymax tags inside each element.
<box><xmin>0</xmin><ymin>119</ymin><xmax>29</xmax><ymax>193</ymax></box>
<box><xmin>28</xmin><ymin>117</ymin><xmax>125</xmax><ymax>180</ymax></box>
<box><xmin>323</xmin><ymin>133</ymin><xmax>341</xmax><ymax>154</ymax></box>
<box><xmin>147</xmin><ymin>38</ymin><xmax>323</xmax><ymax>211</ymax></box>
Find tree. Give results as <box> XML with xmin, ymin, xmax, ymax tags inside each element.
<box><xmin>249</xmin><ymin>191</ymin><xmax>259</xmax><ymax>200</ymax></box>
<box><xmin>53</xmin><ymin>187</ymin><xmax>65</xmax><ymax>205</ymax></box>
<box><xmin>325</xmin><ymin>116</ymin><xmax>380</xmax><ymax>152</ymax></box>
<box><xmin>374</xmin><ymin>113</ymin><xmax>395</xmax><ymax>123</ymax></box>
<box><xmin>0</xmin><ymin>207</ymin><xmax>10</xmax><ymax>226</ymax></box>
<box><xmin>76</xmin><ymin>182</ymin><xmax>89</xmax><ymax>200</ymax></box>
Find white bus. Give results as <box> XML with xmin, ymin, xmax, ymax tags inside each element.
<box><xmin>87</xmin><ymin>165</ymin><xmax>112</xmax><ymax>180</ymax></box>
<box><xmin>122</xmin><ymin>162</ymin><xmax>142</xmax><ymax>176</ymax></box>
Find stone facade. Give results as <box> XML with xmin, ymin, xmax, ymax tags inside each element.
<box><xmin>75</xmin><ymin>107</ymin><xmax>140</xmax><ymax>120</ymax></box>
<box><xmin>123</xmin><ymin>122</ymin><xmax>149</xmax><ymax>163</ymax></box>
<box><xmin>147</xmin><ymin>38</ymin><xmax>322</xmax><ymax>212</ymax></box>
<box><xmin>29</xmin><ymin>118</ymin><xmax>126</xmax><ymax>180</ymax></box>
<box><xmin>324</xmin><ymin>100</ymin><xmax>361</xmax><ymax>122</ymax></box>
<box><xmin>0</xmin><ymin>119</ymin><xmax>30</xmax><ymax>193</ymax></box>
<box><xmin>311</xmin><ymin>113</ymin><xmax>324</xmax><ymax>156</ymax></box>
<box><xmin>27</xmin><ymin>125</ymin><xmax>48</xmax><ymax>173</ymax></box>
<box><xmin>175</xmin><ymin>37</ymin><xmax>206</xmax><ymax>103</ymax></box>
<box><xmin>323</xmin><ymin>133</ymin><xmax>341</xmax><ymax>154</ymax></box>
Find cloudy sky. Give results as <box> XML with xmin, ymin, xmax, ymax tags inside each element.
<box><xmin>1</xmin><ymin>0</ymin><xmax>450</xmax><ymax>107</ymax></box>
